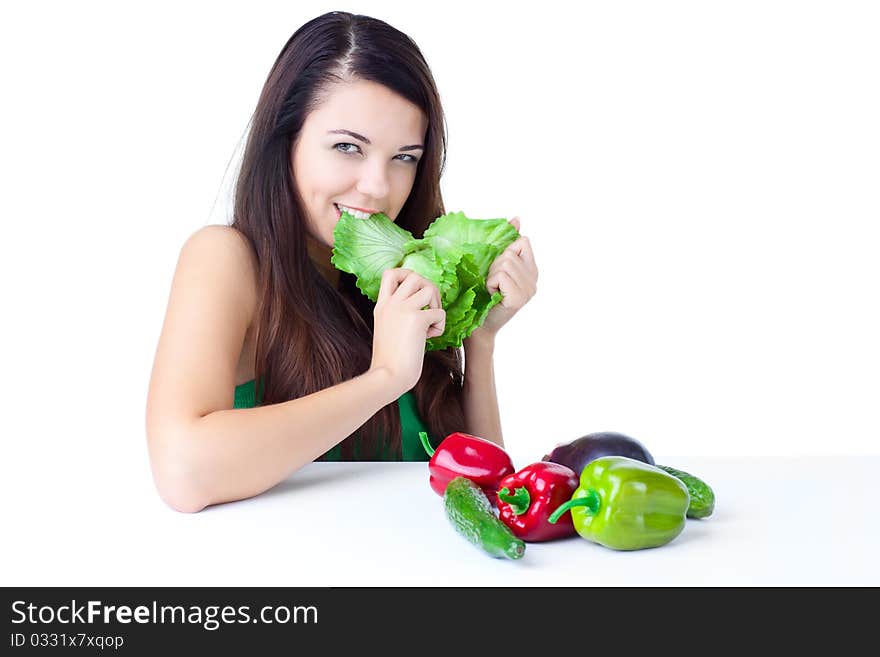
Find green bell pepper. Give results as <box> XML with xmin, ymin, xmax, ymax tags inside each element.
<box><xmin>548</xmin><ymin>456</ymin><xmax>690</xmax><ymax>551</ymax></box>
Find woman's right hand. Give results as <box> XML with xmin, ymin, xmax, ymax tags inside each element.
<box><xmin>369</xmin><ymin>268</ymin><xmax>446</xmax><ymax>395</ymax></box>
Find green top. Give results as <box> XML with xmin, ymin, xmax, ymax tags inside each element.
<box><xmin>232</xmin><ymin>379</ymin><xmax>433</xmax><ymax>461</ymax></box>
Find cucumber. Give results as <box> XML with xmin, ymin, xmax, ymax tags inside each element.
<box><xmin>657</xmin><ymin>465</ymin><xmax>715</xmax><ymax>519</ymax></box>
<box><xmin>443</xmin><ymin>476</ymin><xmax>525</xmax><ymax>560</ymax></box>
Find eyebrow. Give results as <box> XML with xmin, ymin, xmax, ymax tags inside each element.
<box><xmin>327</xmin><ymin>129</ymin><xmax>424</xmax><ymax>152</ymax></box>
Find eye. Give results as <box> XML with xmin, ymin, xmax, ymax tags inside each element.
<box><xmin>334</xmin><ymin>142</ymin><xmax>361</xmax><ymax>155</ymax></box>
<box><xmin>335</xmin><ymin>143</ymin><xmax>419</xmax><ymax>164</ymax></box>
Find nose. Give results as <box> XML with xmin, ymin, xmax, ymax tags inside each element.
<box><xmin>355</xmin><ymin>158</ymin><xmax>390</xmax><ymax>201</ymax></box>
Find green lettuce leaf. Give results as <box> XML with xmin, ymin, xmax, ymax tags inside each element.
<box><xmin>330</xmin><ymin>211</ymin><xmax>415</xmax><ymax>300</ymax></box>
<box><xmin>423</xmin><ymin>211</ymin><xmax>518</xmax><ymax>277</ymax></box>
<box><xmin>330</xmin><ymin>210</ymin><xmax>519</xmax><ymax>350</ymax></box>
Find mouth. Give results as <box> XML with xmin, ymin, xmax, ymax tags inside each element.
<box><xmin>334</xmin><ymin>203</ymin><xmax>380</xmax><ymax>220</ymax></box>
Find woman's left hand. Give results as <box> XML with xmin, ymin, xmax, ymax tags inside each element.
<box><xmin>473</xmin><ymin>216</ymin><xmax>539</xmax><ymax>338</ymax></box>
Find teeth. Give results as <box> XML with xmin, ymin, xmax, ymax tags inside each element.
<box><xmin>336</xmin><ymin>204</ymin><xmax>373</xmax><ymax>220</ymax></box>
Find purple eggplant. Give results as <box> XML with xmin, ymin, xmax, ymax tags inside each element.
<box><xmin>542</xmin><ymin>431</ymin><xmax>655</xmax><ymax>474</ymax></box>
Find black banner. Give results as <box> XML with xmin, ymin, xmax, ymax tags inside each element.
<box><xmin>1</xmin><ymin>586</ymin><xmax>872</xmax><ymax>651</ymax></box>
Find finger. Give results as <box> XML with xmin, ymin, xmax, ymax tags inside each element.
<box><xmin>504</xmin><ymin>235</ymin><xmax>538</xmax><ymax>275</ymax></box>
<box><xmin>490</xmin><ymin>253</ymin><xmax>531</xmax><ymax>291</ymax></box>
<box><xmin>377</xmin><ymin>268</ymin><xmax>412</xmax><ymax>304</ymax></box>
<box><xmin>407</xmin><ymin>284</ymin><xmax>439</xmax><ymax>310</ymax></box>
<box><xmin>509</xmin><ymin>216</ymin><xmax>521</xmax><ymax>232</ymax></box>
<box><xmin>390</xmin><ymin>269</ymin><xmax>427</xmax><ymax>302</ymax></box>
<box><xmin>486</xmin><ymin>270</ymin><xmax>523</xmax><ymax>299</ymax></box>
<box><xmin>423</xmin><ymin>308</ymin><xmax>446</xmax><ymax>337</ymax></box>
<box><xmin>404</xmin><ymin>277</ymin><xmax>441</xmax><ymax>310</ymax></box>
<box><xmin>422</xmin><ymin>279</ymin><xmax>443</xmax><ymax>310</ymax></box>
<box><xmin>398</xmin><ymin>278</ymin><xmax>440</xmax><ymax>308</ymax></box>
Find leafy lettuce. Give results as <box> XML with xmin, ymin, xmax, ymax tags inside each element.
<box><xmin>331</xmin><ymin>211</ymin><xmax>519</xmax><ymax>350</ymax></box>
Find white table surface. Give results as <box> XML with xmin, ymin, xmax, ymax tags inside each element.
<box><xmin>7</xmin><ymin>455</ymin><xmax>880</xmax><ymax>587</ymax></box>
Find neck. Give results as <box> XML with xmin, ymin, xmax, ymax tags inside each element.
<box><xmin>307</xmin><ymin>235</ymin><xmax>340</xmax><ymax>288</ymax></box>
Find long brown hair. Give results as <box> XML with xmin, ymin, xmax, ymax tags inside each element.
<box><xmin>230</xmin><ymin>11</ymin><xmax>464</xmax><ymax>460</ymax></box>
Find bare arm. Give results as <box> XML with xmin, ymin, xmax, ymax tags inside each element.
<box><xmin>460</xmin><ymin>218</ymin><xmax>538</xmax><ymax>449</ymax></box>
<box><xmin>145</xmin><ymin>226</ymin><xmax>402</xmax><ymax>513</ymax></box>
<box><xmin>145</xmin><ymin>229</ymin><xmax>445</xmax><ymax>514</ymax></box>
<box><xmin>159</xmin><ymin>368</ymin><xmax>397</xmax><ymax>512</ymax></box>
<box><xmin>461</xmin><ymin>330</ymin><xmax>504</xmax><ymax>447</ymax></box>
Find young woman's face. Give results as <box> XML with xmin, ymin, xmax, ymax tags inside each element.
<box><xmin>291</xmin><ymin>79</ymin><xmax>428</xmax><ymax>247</ymax></box>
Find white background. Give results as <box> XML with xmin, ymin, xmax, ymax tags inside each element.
<box><xmin>2</xmin><ymin>0</ymin><xmax>878</xmax><ymax>576</ymax></box>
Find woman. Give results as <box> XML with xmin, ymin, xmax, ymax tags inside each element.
<box><xmin>146</xmin><ymin>11</ymin><xmax>538</xmax><ymax>512</ymax></box>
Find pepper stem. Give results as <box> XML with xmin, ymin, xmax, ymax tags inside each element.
<box><xmin>497</xmin><ymin>486</ymin><xmax>531</xmax><ymax>515</ymax></box>
<box><xmin>418</xmin><ymin>431</ymin><xmax>435</xmax><ymax>458</ymax></box>
<box><xmin>548</xmin><ymin>489</ymin><xmax>601</xmax><ymax>524</ymax></box>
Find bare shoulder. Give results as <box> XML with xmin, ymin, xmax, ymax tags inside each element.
<box><xmin>146</xmin><ymin>224</ymin><xmax>259</xmax><ymax>444</ymax></box>
<box><xmin>179</xmin><ymin>225</ymin><xmax>259</xmax><ymax>317</ymax></box>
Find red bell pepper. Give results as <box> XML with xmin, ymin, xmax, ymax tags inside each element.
<box><xmin>496</xmin><ymin>462</ymin><xmax>580</xmax><ymax>542</ymax></box>
<box><xmin>418</xmin><ymin>431</ymin><xmax>515</xmax><ymax>505</ymax></box>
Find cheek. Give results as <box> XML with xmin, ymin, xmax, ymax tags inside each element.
<box><xmin>391</xmin><ymin>169</ymin><xmax>419</xmax><ymax>213</ymax></box>
<box><xmin>310</xmin><ymin>164</ymin><xmax>345</xmax><ymax>197</ymax></box>
<box><xmin>301</xmin><ymin>152</ymin><xmax>353</xmax><ymax>194</ymax></box>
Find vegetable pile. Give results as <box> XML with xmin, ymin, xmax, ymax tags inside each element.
<box><xmin>331</xmin><ymin>210</ymin><xmax>519</xmax><ymax>350</ymax></box>
<box><xmin>422</xmin><ymin>430</ymin><xmax>716</xmax><ymax>559</ymax></box>
<box><xmin>331</xmin><ymin>209</ymin><xmax>717</xmax><ymax>558</ymax></box>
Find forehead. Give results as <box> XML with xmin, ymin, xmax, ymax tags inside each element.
<box><xmin>307</xmin><ymin>79</ymin><xmax>427</xmax><ymax>142</ymax></box>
